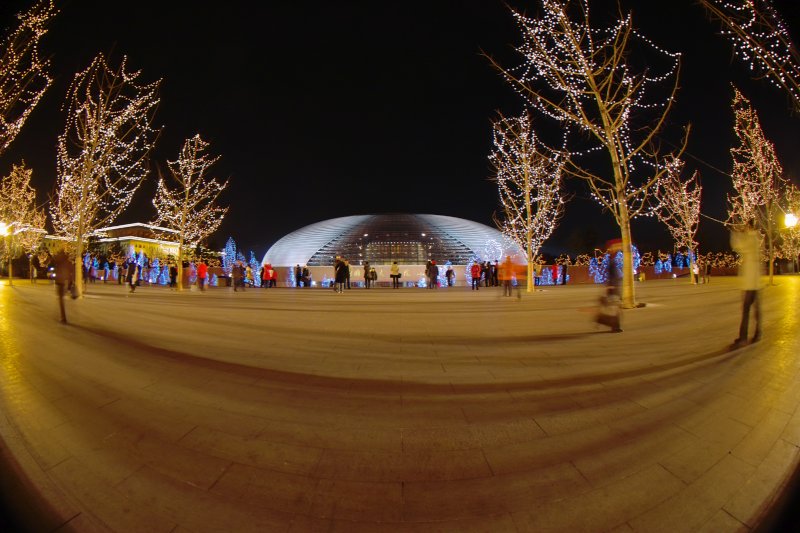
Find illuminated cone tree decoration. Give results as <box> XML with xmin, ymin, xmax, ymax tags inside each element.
<box><xmin>727</xmin><ymin>87</ymin><xmax>785</xmax><ymax>284</ymax></box>
<box><xmin>0</xmin><ymin>0</ymin><xmax>55</xmax><ymax>156</ymax></box>
<box><xmin>0</xmin><ymin>162</ymin><xmax>46</xmax><ymax>284</ymax></box>
<box><xmin>651</xmin><ymin>158</ymin><xmax>702</xmax><ymax>283</ymax></box>
<box><xmin>152</xmin><ymin>134</ymin><xmax>229</xmax><ymax>290</ymax></box>
<box><xmin>488</xmin><ymin>0</ymin><xmax>687</xmax><ymax>308</ymax></box>
<box><xmin>51</xmin><ymin>55</ymin><xmax>160</xmax><ymax>297</ymax></box>
<box><xmin>490</xmin><ymin>113</ymin><xmax>565</xmax><ymax>292</ymax></box>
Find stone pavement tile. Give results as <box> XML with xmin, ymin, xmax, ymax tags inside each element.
<box><xmin>48</xmin><ymin>457</ymin><xmax>177</xmax><ymax>532</ymax></box>
<box><xmin>287</xmin><ymin>513</ymin><xmax>519</xmax><ymax>533</ymax></box>
<box><xmin>313</xmin><ymin>448</ymin><xmax>492</xmax><ymax>482</ymax></box>
<box><xmin>308</xmin><ymin>478</ymin><xmax>403</xmax><ymax>522</ymax></box>
<box><xmin>99</xmin><ymin>398</ymin><xmax>198</xmax><ymax>443</ymax></box>
<box><xmin>179</xmin><ymin>425</ymin><xmax>324</xmax><ymax>476</ymax></box>
<box><xmin>259</xmin><ymin>421</ymin><xmax>403</xmax><ymax>453</ymax></box>
<box><xmin>401</xmin><ymin>418</ymin><xmax>546</xmax><ymax>452</ymax></box>
<box><xmin>628</xmin><ymin>454</ymin><xmax>754</xmax><ymax>533</ymax></box>
<box><xmin>403</xmin><ymin>462</ymin><xmax>587</xmax><ymax>521</ymax></box>
<box><xmin>607</xmin><ymin>523</ymin><xmax>635</xmax><ymax>533</ymax></box>
<box><xmin>484</xmin><ymin>424</ymin><xmax>620</xmax><ymax>476</ymax></box>
<box><xmin>693</xmin><ymin>510</ymin><xmax>748</xmax><ymax>533</ymax></box>
<box><xmin>210</xmin><ymin>462</ymin><xmax>317</xmax><ymax>515</ymax></box>
<box><xmin>53</xmin><ymin>422</ymin><xmax>142</xmax><ymax>487</ymax></box>
<box><xmin>53</xmin><ymin>512</ymin><xmax>112</xmax><ymax>533</ymax></box>
<box><xmin>723</xmin><ymin>438</ymin><xmax>800</xmax><ymax>527</ymax></box>
<box><xmin>781</xmin><ymin>408</ymin><xmax>800</xmax><ymax>447</ymax></box>
<box><xmin>534</xmin><ymin>399</ymin><xmax>647</xmax><ymax>436</ymax></box>
<box><xmin>511</xmin><ymin>464</ymin><xmax>684</xmax><ymax>533</ymax></box>
<box><xmin>462</xmin><ymin>394</ymin><xmax>581</xmax><ymax>424</ymax></box>
<box><xmin>730</xmin><ymin>409</ymin><xmax>792</xmax><ymax>467</ymax></box>
<box><xmin>11</xmin><ymin>421</ymin><xmax>72</xmax><ymax>471</ymax></box>
<box><xmin>676</xmin><ymin>411</ymin><xmax>751</xmax><ymax>451</ymax></box>
<box><xmin>658</xmin><ymin>440</ymin><xmax>727</xmax><ymax>485</ymax></box>
<box><xmin>116</xmin><ymin>464</ymin><xmax>294</xmax><ymax>533</ymax></box>
<box><xmin>572</xmin><ymin>424</ymin><xmax>693</xmax><ymax>488</ymax></box>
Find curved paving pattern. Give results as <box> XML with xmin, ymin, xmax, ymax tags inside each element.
<box><xmin>1</xmin><ymin>278</ymin><xmax>799</xmax><ymax>532</ymax></box>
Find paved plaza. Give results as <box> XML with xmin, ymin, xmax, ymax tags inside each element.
<box><xmin>1</xmin><ymin>277</ymin><xmax>799</xmax><ymax>532</ymax></box>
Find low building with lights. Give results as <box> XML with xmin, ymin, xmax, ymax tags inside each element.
<box><xmin>43</xmin><ymin>223</ymin><xmax>180</xmax><ymax>259</ymax></box>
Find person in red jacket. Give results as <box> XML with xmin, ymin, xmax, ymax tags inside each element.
<box><xmin>197</xmin><ymin>261</ymin><xmax>208</xmax><ymax>291</ymax></box>
<box><xmin>470</xmin><ymin>261</ymin><xmax>481</xmax><ymax>290</ymax></box>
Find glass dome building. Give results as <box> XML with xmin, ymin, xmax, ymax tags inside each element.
<box><xmin>263</xmin><ymin>214</ymin><xmax>522</xmax><ymax>266</ymax></box>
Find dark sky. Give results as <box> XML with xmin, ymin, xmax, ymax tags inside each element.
<box><xmin>1</xmin><ymin>0</ymin><xmax>799</xmax><ymax>257</ymax></box>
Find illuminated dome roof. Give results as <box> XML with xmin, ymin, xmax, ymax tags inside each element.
<box><xmin>263</xmin><ymin>214</ymin><xmax>523</xmax><ymax>266</ymax></box>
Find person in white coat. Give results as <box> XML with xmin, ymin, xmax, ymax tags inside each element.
<box><xmin>731</xmin><ymin>223</ymin><xmax>762</xmax><ymax>348</ymax></box>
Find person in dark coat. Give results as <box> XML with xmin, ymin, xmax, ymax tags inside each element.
<box><xmin>428</xmin><ymin>260</ymin><xmax>439</xmax><ymax>289</ymax></box>
<box><xmin>295</xmin><ymin>264</ymin><xmax>302</xmax><ymax>287</ymax></box>
<box><xmin>54</xmin><ymin>251</ymin><xmax>74</xmax><ymax>323</ymax></box>
<box><xmin>126</xmin><ymin>260</ymin><xmax>138</xmax><ymax>293</ymax></box>
<box><xmin>363</xmin><ymin>261</ymin><xmax>371</xmax><ymax>288</ymax></box>
<box><xmin>334</xmin><ymin>257</ymin><xmax>347</xmax><ymax>293</ymax></box>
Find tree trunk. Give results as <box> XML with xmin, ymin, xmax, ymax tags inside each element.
<box><xmin>526</xmin><ymin>247</ymin><xmax>534</xmax><ymax>292</ymax></box>
<box><xmin>176</xmin><ymin>241</ymin><xmax>184</xmax><ymax>291</ymax></box>
<box><xmin>7</xmin><ymin>251</ymin><xmax>12</xmax><ymax>286</ymax></box>
<box><xmin>618</xmin><ymin>203</ymin><xmax>637</xmax><ymax>309</ymax></box>
<box><xmin>74</xmin><ymin>238</ymin><xmax>84</xmax><ymax>298</ymax></box>
<box><xmin>688</xmin><ymin>247</ymin><xmax>696</xmax><ymax>284</ymax></box>
<box><xmin>766</xmin><ymin>217</ymin><xmax>775</xmax><ymax>285</ymax></box>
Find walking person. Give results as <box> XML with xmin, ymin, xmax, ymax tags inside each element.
<box><xmin>363</xmin><ymin>261</ymin><xmax>371</xmax><ymax>288</ymax></box>
<box><xmin>344</xmin><ymin>260</ymin><xmax>351</xmax><ymax>289</ymax></box>
<box><xmin>428</xmin><ymin>260</ymin><xmax>439</xmax><ymax>289</ymax></box>
<box><xmin>233</xmin><ymin>261</ymin><xmax>245</xmax><ymax>291</ymax></box>
<box><xmin>500</xmin><ymin>256</ymin><xmax>514</xmax><ymax>297</ymax></box>
<box><xmin>390</xmin><ymin>261</ymin><xmax>400</xmax><ymax>288</ymax></box>
<box><xmin>471</xmin><ymin>261</ymin><xmax>481</xmax><ymax>290</ymax></box>
<box><xmin>334</xmin><ymin>257</ymin><xmax>347</xmax><ymax>293</ymax></box>
<box><xmin>295</xmin><ymin>264</ymin><xmax>302</xmax><ymax>287</ymax></box>
<box><xmin>54</xmin><ymin>251</ymin><xmax>73</xmax><ymax>323</ymax></box>
<box><xmin>445</xmin><ymin>265</ymin><xmax>454</xmax><ymax>287</ymax></box>
<box><xmin>197</xmin><ymin>260</ymin><xmax>208</xmax><ymax>291</ymax></box>
<box><xmin>126</xmin><ymin>260</ymin><xmax>139</xmax><ymax>293</ymax></box>
<box><xmin>731</xmin><ymin>223</ymin><xmax>762</xmax><ymax>348</ymax></box>
<box><xmin>492</xmin><ymin>260</ymin><xmax>500</xmax><ymax>287</ymax></box>
<box><xmin>169</xmin><ymin>262</ymin><xmax>178</xmax><ymax>289</ymax></box>
<box><xmin>595</xmin><ymin>240</ymin><xmax>622</xmax><ymax>332</ymax></box>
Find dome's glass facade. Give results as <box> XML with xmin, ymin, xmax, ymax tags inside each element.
<box><xmin>263</xmin><ymin>214</ymin><xmax>522</xmax><ymax>266</ymax></box>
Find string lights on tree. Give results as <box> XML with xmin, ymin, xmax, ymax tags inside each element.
<box><xmin>699</xmin><ymin>0</ymin><xmax>800</xmax><ymax>111</ymax></box>
<box><xmin>0</xmin><ymin>0</ymin><xmax>55</xmax><ymax>156</ymax></box>
<box><xmin>488</xmin><ymin>0</ymin><xmax>688</xmax><ymax>308</ymax></box>
<box><xmin>490</xmin><ymin>112</ymin><xmax>565</xmax><ymax>292</ymax></box>
<box><xmin>151</xmin><ymin>134</ymin><xmax>229</xmax><ymax>290</ymax></box>
<box><xmin>727</xmin><ymin>87</ymin><xmax>786</xmax><ymax>284</ymax></box>
<box><xmin>0</xmin><ymin>162</ymin><xmax>46</xmax><ymax>284</ymax></box>
<box><xmin>651</xmin><ymin>158</ymin><xmax>702</xmax><ymax>283</ymax></box>
<box><xmin>779</xmin><ymin>184</ymin><xmax>800</xmax><ymax>271</ymax></box>
<box><xmin>50</xmin><ymin>54</ymin><xmax>160</xmax><ymax>297</ymax></box>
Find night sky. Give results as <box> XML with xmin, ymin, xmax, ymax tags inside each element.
<box><xmin>1</xmin><ymin>0</ymin><xmax>799</xmax><ymax>258</ymax></box>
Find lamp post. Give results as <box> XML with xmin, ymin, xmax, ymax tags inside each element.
<box><xmin>0</xmin><ymin>222</ymin><xmax>9</xmax><ymax>285</ymax></box>
<box><xmin>786</xmin><ymin>213</ymin><xmax>798</xmax><ymax>229</ymax></box>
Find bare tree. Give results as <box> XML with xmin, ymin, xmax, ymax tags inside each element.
<box><xmin>699</xmin><ymin>0</ymin><xmax>800</xmax><ymax>111</ymax></box>
<box><xmin>0</xmin><ymin>162</ymin><xmax>46</xmax><ymax>284</ymax></box>
<box><xmin>151</xmin><ymin>135</ymin><xmax>229</xmax><ymax>290</ymax></box>
<box><xmin>0</xmin><ymin>0</ymin><xmax>55</xmax><ymax>156</ymax></box>
<box><xmin>490</xmin><ymin>113</ymin><xmax>565</xmax><ymax>292</ymax></box>
<box><xmin>651</xmin><ymin>158</ymin><xmax>702</xmax><ymax>283</ymax></box>
<box><xmin>487</xmin><ymin>0</ymin><xmax>688</xmax><ymax>308</ymax></box>
<box><xmin>727</xmin><ymin>87</ymin><xmax>785</xmax><ymax>284</ymax></box>
<box><xmin>50</xmin><ymin>54</ymin><xmax>160</xmax><ymax>297</ymax></box>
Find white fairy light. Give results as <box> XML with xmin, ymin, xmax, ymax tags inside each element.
<box><xmin>50</xmin><ymin>54</ymin><xmax>160</xmax><ymax>297</ymax></box>
<box><xmin>151</xmin><ymin>134</ymin><xmax>229</xmax><ymax>290</ymax></box>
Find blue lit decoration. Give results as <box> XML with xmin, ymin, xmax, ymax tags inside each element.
<box><xmin>248</xmin><ymin>252</ymin><xmax>261</xmax><ymax>287</ymax></box>
<box><xmin>589</xmin><ymin>254</ymin><xmax>608</xmax><ymax>284</ymax></box>
<box><xmin>664</xmin><ymin>254</ymin><xmax>673</xmax><ymax>273</ymax></box>
<box><xmin>631</xmin><ymin>245</ymin><xmax>641</xmax><ymax>274</ymax></box>
<box><xmin>540</xmin><ymin>266</ymin><xmax>554</xmax><ymax>285</ymax></box>
<box><xmin>148</xmin><ymin>257</ymin><xmax>160</xmax><ymax>284</ymax></box>
<box><xmin>157</xmin><ymin>262</ymin><xmax>169</xmax><ymax>285</ymax></box>
<box><xmin>417</xmin><ymin>275</ymin><xmax>427</xmax><ymax>288</ymax></box>
<box><xmin>654</xmin><ymin>259</ymin><xmax>663</xmax><ymax>274</ymax></box>
<box><xmin>288</xmin><ymin>265</ymin><xmax>296</xmax><ymax>287</ymax></box>
<box><xmin>483</xmin><ymin>239</ymin><xmax>504</xmax><ymax>263</ymax></box>
<box><xmin>222</xmin><ymin>237</ymin><xmax>236</xmax><ymax>277</ymax></box>
<box><xmin>210</xmin><ymin>273</ymin><xmax>218</xmax><ymax>287</ymax></box>
<box><xmin>187</xmin><ymin>262</ymin><xmax>197</xmax><ymax>285</ymax></box>
<box><xmin>674</xmin><ymin>252</ymin><xmax>685</xmax><ymax>269</ymax></box>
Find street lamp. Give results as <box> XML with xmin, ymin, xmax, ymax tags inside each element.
<box><xmin>785</xmin><ymin>212</ymin><xmax>798</xmax><ymax>228</ymax></box>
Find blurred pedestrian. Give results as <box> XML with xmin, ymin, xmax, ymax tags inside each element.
<box><xmin>126</xmin><ymin>260</ymin><xmax>138</xmax><ymax>293</ymax></box>
<box><xmin>364</xmin><ymin>261</ymin><xmax>371</xmax><ymax>288</ymax></box>
<box><xmin>295</xmin><ymin>264</ymin><xmax>302</xmax><ymax>287</ymax></box>
<box><xmin>595</xmin><ymin>240</ymin><xmax>622</xmax><ymax>332</ymax></box>
<box><xmin>428</xmin><ymin>260</ymin><xmax>439</xmax><ymax>289</ymax></box>
<box><xmin>500</xmin><ymin>256</ymin><xmax>514</xmax><ymax>297</ymax></box>
<box><xmin>54</xmin><ymin>251</ymin><xmax>73</xmax><ymax>323</ymax></box>
<box><xmin>197</xmin><ymin>260</ymin><xmax>208</xmax><ymax>291</ymax></box>
<box><xmin>169</xmin><ymin>263</ymin><xmax>178</xmax><ymax>289</ymax></box>
<box><xmin>445</xmin><ymin>265</ymin><xmax>454</xmax><ymax>287</ymax></box>
<box><xmin>390</xmin><ymin>261</ymin><xmax>400</xmax><ymax>289</ymax></box>
<box><xmin>731</xmin><ymin>223</ymin><xmax>762</xmax><ymax>348</ymax></box>
<box><xmin>471</xmin><ymin>261</ymin><xmax>481</xmax><ymax>290</ymax></box>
